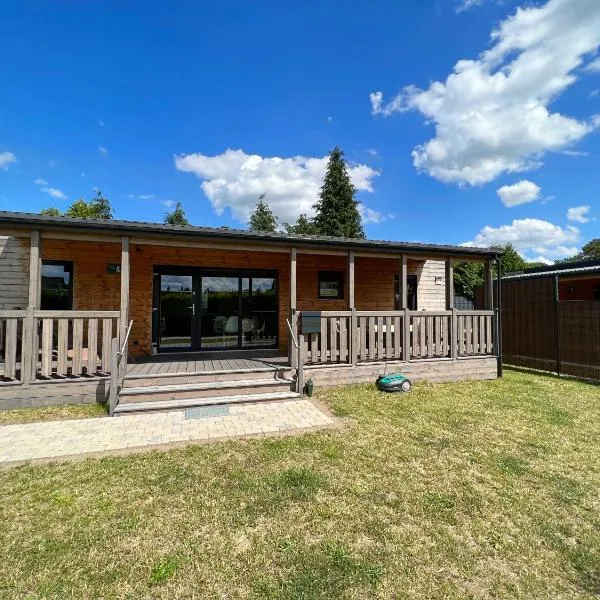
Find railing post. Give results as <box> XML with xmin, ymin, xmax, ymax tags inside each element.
<box><xmin>451</xmin><ymin>308</ymin><xmax>458</xmax><ymax>358</ymax></box>
<box><xmin>290</xmin><ymin>248</ymin><xmax>297</xmax><ymax>368</ymax></box>
<box><xmin>22</xmin><ymin>230</ymin><xmax>41</xmax><ymax>384</ymax></box>
<box><xmin>119</xmin><ymin>236</ymin><xmax>130</xmax><ymax>379</ymax></box>
<box><xmin>403</xmin><ymin>308</ymin><xmax>410</xmax><ymax>361</ymax></box>
<box><xmin>297</xmin><ymin>334</ymin><xmax>304</xmax><ymax>395</ymax></box>
<box><xmin>108</xmin><ymin>337</ymin><xmax>119</xmax><ymax>416</ymax></box>
<box><xmin>350</xmin><ymin>308</ymin><xmax>357</xmax><ymax>366</ymax></box>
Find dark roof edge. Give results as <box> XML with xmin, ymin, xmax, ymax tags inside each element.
<box><xmin>0</xmin><ymin>210</ymin><xmax>500</xmax><ymax>258</ymax></box>
<box><xmin>504</xmin><ymin>258</ymin><xmax>600</xmax><ymax>279</ymax></box>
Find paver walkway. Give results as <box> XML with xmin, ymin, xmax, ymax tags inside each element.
<box><xmin>0</xmin><ymin>399</ymin><xmax>335</xmax><ymax>466</ymax></box>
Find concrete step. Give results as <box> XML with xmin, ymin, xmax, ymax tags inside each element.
<box><xmin>123</xmin><ymin>367</ymin><xmax>290</xmax><ymax>388</ymax></box>
<box><xmin>118</xmin><ymin>378</ymin><xmax>295</xmax><ymax>404</ymax></box>
<box><xmin>113</xmin><ymin>391</ymin><xmax>301</xmax><ymax>416</ymax></box>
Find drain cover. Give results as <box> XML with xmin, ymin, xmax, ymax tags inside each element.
<box><xmin>185</xmin><ymin>405</ymin><xmax>230</xmax><ymax>419</ymax></box>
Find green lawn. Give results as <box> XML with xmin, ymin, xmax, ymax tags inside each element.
<box><xmin>1</xmin><ymin>370</ymin><xmax>599</xmax><ymax>599</ymax></box>
<box><xmin>0</xmin><ymin>402</ymin><xmax>107</xmax><ymax>425</ymax></box>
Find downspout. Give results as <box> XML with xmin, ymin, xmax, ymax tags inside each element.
<box><xmin>496</xmin><ymin>256</ymin><xmax>503</xmax><ymax>378</ymax></box>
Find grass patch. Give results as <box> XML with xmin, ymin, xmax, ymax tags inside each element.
<box><xmin>1</xmin><ymin>370</ymin><xmax>599</xmax><ymax>598</ymax></box>
<box><xmin>0</xmin><ymin>402</ymin><xmax>106</xmax><ymax>425</ymax></box>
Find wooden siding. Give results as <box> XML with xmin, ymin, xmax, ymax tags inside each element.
<box><xmin>31</xmin><ymin>239</ymin><xmax>452</xmax><ymax>358</ymax></box>
<box><xmin>0</xmin><ymin>235</ymin><xmax>30</xmax><ymax>309</ymax></box>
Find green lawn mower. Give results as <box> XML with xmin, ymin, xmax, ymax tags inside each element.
<box><xmin>375</xmin><ymin>372</ymin><xmax>412</xmax><ymax>393</ymax></box>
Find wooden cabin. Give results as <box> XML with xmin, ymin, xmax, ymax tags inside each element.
<box><xmin>0</xmin><ymin>211</ymin><xmax>501</xmax><ymax>415</ymax></box>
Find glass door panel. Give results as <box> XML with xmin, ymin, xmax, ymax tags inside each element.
<box><xmin>200</xmin><ymin>276</ymin><xmax>240</xmax><ymax>350</ymax></box>
<box><xmin>159</xmin><ymin>274</ymin><xmax>193</xmax><ymax>350</ymax></box>
<box><xmin>241</xmin><ymin>274</ymin><xmax>277</xmax><ymax>348</ymax></box>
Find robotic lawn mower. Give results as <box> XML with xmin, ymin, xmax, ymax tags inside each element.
<box><xmin>375</xmin><ymin>372</ymin><xmax>412</xmax><ymax>393</ymax></box>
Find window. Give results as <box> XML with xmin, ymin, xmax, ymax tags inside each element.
<box><xmin>41</xmin><ymin>261</ymin><xmax>73</xmax><ymax>310</ymax></box>
<box><xmin>318</xmin><ymin>271</ymin><xmax>344</xmax><ymax>300</ymax></box>
<box><xmin>394</xmin><ymin>274</ymin><xmax>418</xmax><ymax>310</ymax></box>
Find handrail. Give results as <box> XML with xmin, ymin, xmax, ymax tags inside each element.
<box><xmin>119</xmin><ymin>320</ymin><xmax>134</xmax><ymax>357</ymax></box>
<box><xmin>286</xmin><ymin>317</ymin><xmax>299</xmax><ymax>348</ymax></box>
<box><xmin>286</xmin><ymin>317</ymin><xmax>304</xmax><ymax>396</ymax></box>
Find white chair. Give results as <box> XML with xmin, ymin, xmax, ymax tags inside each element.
<box><xmin>224</xmin><ymin>316</ymin><xmax>238</xmax><ymax>335</ymax></box>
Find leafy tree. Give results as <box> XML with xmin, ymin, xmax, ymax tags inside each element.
<box><xmin>40</xmin><ymin>207</ymin><xmax>61</xmax><ymax>216</ymax></box>
<box><xmin>555</xmin><ymin>238</ymin><xmax>600</xmax><ymax>263</ymax></box>
<box><xmin>249</xmin><ymin>194</ymin><xmax>278</xmax><ymax>232</ymax></box>
<box><xmin>164</xmin><ymin>202</ymin><xmax>190</xmax><ymax>226</ymax></box>
<box><xmin>41</xmin><ymin>190</ymin><xmax>113</xmax><ymax>219</ymax></box>
<box><xmin>313</xmin><ymin>146</ymin><xmax>365</xmax><ymax>239</ymax></box>
<box><xmin>284</xmin><ymin>214</ymin><xmax>318</xmax><ymax>235</ymax></box>
<box><xmin>454</xmin><ymin>243</ymin><xmax>527</xmax><ymax>299</ymax></box>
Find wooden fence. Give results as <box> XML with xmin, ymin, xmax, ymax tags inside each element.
<box><xmin>502</xmin><ymin>277</ymin><xmax>600</xmax><ymax>381</ymax></box>
<box><xmin>0</xmin><ymin>309</ymin><xmax>120</xmax><ymax>383</ymax></box>
<box><xmin>299</xmin><ymin>310</ymin><xmax>496</xmax><ymax>365</ymax></box>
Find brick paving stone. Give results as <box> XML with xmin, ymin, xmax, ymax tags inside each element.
<box><xmin>0</xmin><ymin>400</ymin><xmax>334</xmax><ymax>466</ymax></box>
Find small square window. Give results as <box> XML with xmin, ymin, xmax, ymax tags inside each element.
<box><xmin>318</xmin><ymin>271</ymin><xmax>344</xmax><ymax>300</ymax></box>
<box><xmin>41</xmin><ymin>261</ymin><xmax>73</xmax><ymax>310</ymax></box>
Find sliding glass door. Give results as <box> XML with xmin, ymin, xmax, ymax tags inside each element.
<box><xmin>153</xmin><ymin>268</ymin><xmax>278</xmax><ymax>352</ymax></box>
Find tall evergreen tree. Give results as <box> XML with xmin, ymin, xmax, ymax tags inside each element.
<box><xmin>313</xmin><ymin>147</ymin><xmax>364</xmax><ymax>239</ymax></box>
<box><xmin>248</xmin><ymin>195</ymin><xmax>278</xmax><ymax>232</ymax></box>
<box><xmin>164</xmin><ymin>202</ymin><xmax>190</xmax><ymax>226</ymax></box>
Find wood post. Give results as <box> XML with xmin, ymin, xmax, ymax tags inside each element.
<box><xmin>400</xmin><ymin>255</ymin><xmax>408</xmax><ymax>310</ymax></box>
<box><xmin>22</xmin><ymin>231</ymin><xmax>41</xmax><ymax>384</ymax></box>
<box><xmin>297</xmin><ymin>334</ymin><xmax>304</xmax><ymax>395</ymax></box>
<box><xmin>108</xmin><ymin>337</ymin><xmax>119</xmax><ymax>416</ymax></box>
<box><xmin>290</xmin><ymin>248</ymin><xmax>297</xmax><ymax>368</ymax></box>
<box><xmin>446</xmin><ymin>258</ymin><xmax>458</xmax><ymax>359</ymax></box>
<box><xmin>484</xmin><ymin>259</ymin><xmax>493</xmax><ymax>310</ymax></box>
<box><xmin>348</xmin><ymin>252</ymin><xmax>356</xmax><ymax>365</ymax></box>
<box><xmin>403</xmin><ymin>308</ymin><xmax>410</xmax><ymax>361</ymax></box>
<box><xmin>119</xmin><ymin>237</ymin><xmax>130</xmax><ymax>377</ymax></box>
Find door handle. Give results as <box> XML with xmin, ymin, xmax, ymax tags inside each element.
<box><xmin>189</xmin><ymin>305</ymin><xmax>195</xmax><ymax>316</ymax></box>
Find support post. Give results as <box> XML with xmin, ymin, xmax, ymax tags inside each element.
<box><xmin>290</xmin><ymin>248</ymin><xmax>297</xmax><ymax>368</ymax></box>
<box><xmin>22</xmin><ymin>230</ymin><xmax>41</xmax><ymax>384</ymax></box>
<box><xmin>297</xmin><ymin>334</ymin><xmax>304</xmax><ymax>395</ymax></box>
<box><xmin>400</xmin><ymin>255</ymin><xmax>409</xmax><ymax>360</ymax></box>
<box><xmin>348</xmin><ymin>251</ymin><xmax>357</xmax><ymax>365</ymax></box>
<box><xmin>484</xmin><ymin>259</ymin><xmax>493</xmax><ymax>310</ymax></box>
<box><xmin>553</xmin><ymin>275</ymin><xmax>561</xmax><ymax>377</ymax></box>
<box><xmin>119</xmin><ymin>237</ymin><xmax>130</xmax><ymax>378</ymax></box>
<box><xmin>495</xmin><ymin>258</ymin><xmax>503</xmax><ymax>377</ymax></box>
<box><xmin>446</xmin><ymin>258</ymin><xmax>457</xmax><ymax>358</ymax></box>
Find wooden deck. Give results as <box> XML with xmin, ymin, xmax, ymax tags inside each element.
<box><xmin>126</xmin><ymin>350</ymin><xmax>290</xmax><ymax>376</ymax></box>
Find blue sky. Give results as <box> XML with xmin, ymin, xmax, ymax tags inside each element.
<box><xmin>0</xmin><ymin>0</ymin><xmax>598</xmax><ymax>262</ymax></box>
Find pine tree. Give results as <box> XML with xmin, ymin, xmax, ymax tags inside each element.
<box><xmin>164</xmin><ymin>202</ymin><xmax>190</xmax><ymax>226</ymax></box>
<box><xmin>284</xmin><ymin>214</ymin><xmax>318</xmax><ymax>235</ymax></box>
<box><xmin>248</xmin><ymin>195</ymin><xmax>278</xmax><ymax>232</ymax></box>
<box><xmin>313</xmin><ymin>147</ymin><xmax>365</xmax><ymax>239</ymax></box>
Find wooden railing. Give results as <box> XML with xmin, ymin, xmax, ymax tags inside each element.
<box><xmin>0</xmin><ymin>311</ymin><xmax>26</xmax><ymax>382</ymax></box>
<box><xmin>33</xmin><ymin>311</ymin><xmax>121</xmax><ymax>379</ymax></box>
<box><xmin>298</xmin><ymin>309</ymin><xmax>496</xmax><ymax>366</ymax></box>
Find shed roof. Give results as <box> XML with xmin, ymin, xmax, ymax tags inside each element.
<box><xmin>504</xmin><ymin>259</ymin><xmax>600</xmax><ymax>280</ymax></box>
<box><xmin>0</xmin><ymin>210</ymin><xmax>499</xmax><ymax>258</ymax></box>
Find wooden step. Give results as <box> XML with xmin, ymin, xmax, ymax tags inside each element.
<box><xmin>114</xmin><ymin>391</ymin><xmax>301</xmax><ymax>416</ymax></box>
<box><xmin>123</xmin><ymin>367</ymin><xmax>290</xmax><ymax>388</ymax></box>
<box><xmin>118</xmin><ymin>378</ymin><xmax>295</xmax><ymax>404</ymax></box>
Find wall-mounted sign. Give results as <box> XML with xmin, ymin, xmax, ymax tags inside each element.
<box><xmin>107</xmin><ymin>263</ymin><xmax>121</xmax><ymax>274</ymax></box>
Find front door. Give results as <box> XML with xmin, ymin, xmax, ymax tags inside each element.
<box><xmin>152</xmin><ymin>268</ymin><xmax>278</xmax><ymax>352</ymax></box>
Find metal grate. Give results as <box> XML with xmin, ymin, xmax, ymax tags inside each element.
<box><xmin>185</xmin><ymin>405</ymin><xmax>230</xmax><ymax>419</ymax></box>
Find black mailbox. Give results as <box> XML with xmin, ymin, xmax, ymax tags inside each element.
<box><xmin>300</xmin><ymin>311</ymin><xmax>322</xmax><ymax>334</ymax></box>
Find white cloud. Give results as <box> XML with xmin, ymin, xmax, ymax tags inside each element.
<box><xmin>583</xmin><ymin>56</ymin><xmax>600</xmax><ymax>73</ymax></box>
<box><xmin>590</xmin><ymin>89</ymin><xmax>600</xmax><ymax>99</ymax></box>
<box><xmin>34</xmin><ymin>178</ymin><xmax>48</xmax><ymax>186</ymax></box>
<box><xmin>496</xmin><ymin>180</ymin><xmax>541</xmax><ymax>207</ymax></box>
<box><xmin>41</xmin><ymin>187</ymin><xmax>68</xmax><ymax>200</ymax></box>
<box><xmin>464</xmin><ymin>217</ymin><xmax>580</xmax><ymax>261</ymax></box>
<box><xmin>371</xmin><ymin>0</ymin><xmax>600</xmax><ymax>185</ymax></box>
<box><xmin>128</xmin><ymin>194</ymin><xmax>155</xmax><ymax>200</ymax></box>
<box><xmin>560</xmin><ymin>149</ymin><xmax>589</xmax><ymax>156</ymax></box>
<box><xmin>98</xmin><ymin>146</ymin><xmax>108</xmax><ymax>156</ymax></box>
<box><xmin>0</xmin><ymin>151</ymin><xmax>17</xmax><ymax>170</ymax></box>
<box><xmin>366</xmin><ymin>148</ymin><xmax>379</xmax><ymax>156</ymax></box>
<box><xmin>174</xmin><ymin>149</ymin><xmax>380</xmax><ymax>223</ymax></box>
<box><xmin>567</xmin><ymin>205</ymin><xmax>591</xmax><ymax>223</ymax></box>
<box><xmin>327</xmin><ymin>116</ymin><xmax>333</xmax><ymax>122</ymax></box>
<box><xmin>456</xmin><ymin>0</ymin><xmax>484</xmax><ymax>13</ymax></box>
<box><xmin>48</xmin><ymin>159</ymin><xmax>57</xmax><ymax>169</ymax></box>
<box><xmin>161</xmin><ymin>200</ymin><xmax>176</xmax><ymax>210</ymax></box>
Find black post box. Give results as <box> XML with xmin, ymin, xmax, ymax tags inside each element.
<box><xmin>300</xmin><ymin>311</ymin><xmax>322</xmax><ymax>334</ymax></box>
